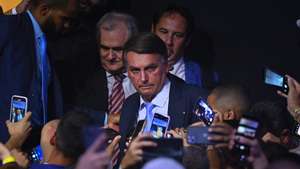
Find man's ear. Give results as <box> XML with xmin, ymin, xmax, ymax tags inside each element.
<box><xmin>38</xmin><ymin>3</ymin><xmax>51</xmax><ymax>17</ymax></box>
<box><xmin>224</xmin><ymin>110</ymin><xmax>235</xmax><ymax>120</ymax></box>
<box><xmin>50</xmin><ymin>132</ymin><xmax>57</xmax><ymax>146</ymax></box>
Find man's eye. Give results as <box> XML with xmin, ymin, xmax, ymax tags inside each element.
<box><xmin>174</xmin><ymin>33</ymin><xmax>185</xmax><ymax>38</ymax></box>
<box><xmin>159</xmin><ymin>28</ymin><xmax>168</xmax><ymax>34</ymax></box>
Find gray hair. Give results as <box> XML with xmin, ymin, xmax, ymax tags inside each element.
<box><xmin>96</xmin><ymin>12</ymin><xmax>138</xmax><ymax>46</ymax></box>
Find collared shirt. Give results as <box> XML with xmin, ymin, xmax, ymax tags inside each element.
<box><xmin>138</xmin><ymin>79</ymin><xmax>171</xmax><ymax>121</ymax></box>
<box><xmin>106</xmin><ymin>71</ymin><xmax>136</xmax><ymax>99</ymax></box>
<box><xmin>170</xmin><ymin>57</ymin><xmax>185</xmax><ymax>81</ymax></box>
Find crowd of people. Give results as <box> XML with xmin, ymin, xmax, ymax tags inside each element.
<box><xmin>0</xmin><ymin>0</ymin><xmax>300</xmax><ymax>169</ymax></box>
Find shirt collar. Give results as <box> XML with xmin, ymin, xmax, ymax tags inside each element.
<box><xmin>106</xmin><ymin>71</ymin><xmax>128</xmax><ymax>78</ymax></box>
<box><xmin>139</xmin><ymin>79</ymin><xmax>170</xmax><ymax>110</ymax></box>
<box><xmin>27</xmin><ymin>10</ymin><xmax>44</xmax><ymax>39</ymax></box>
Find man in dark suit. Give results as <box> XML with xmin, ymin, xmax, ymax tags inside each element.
<box><xmin>152</xmin><ymin>4</ymin><xmax>219</xmax><ymax>88</ymax></box>
<box><xmin>76</xmin><ymin>12</ymin><xmax>138</xmax><ymax>129</ymax></box>
<box><xmin>0</xmin><ymin>0</ymin><xmax>77</xmax><ymax>143</ymax></box>
<box><xmin>119</xmin><ymin>32</ymin><xmax>207</xmax><ymax>169</ymax></box>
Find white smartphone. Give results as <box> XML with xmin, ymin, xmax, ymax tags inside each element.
<box><xmin>149</xmin><ymin>113</ymin><xmax>170</xmax><ymax>138</ymax></box>
<box><xmin>10</xmin><ymin>95</ymin><xmax>28</xmax><ymax>122</ymax></box>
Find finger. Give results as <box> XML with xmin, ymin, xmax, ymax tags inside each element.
<box><xmin>135</xmin><ymin>141</ymin><xmax>157</xmax><ymax>149</ymax></box>
<box><xmin>277</xmin><ymin>90</ymin><xmax>287</xmax><ymax>98</ymax></box>
<box><xmin>22</xmin><ymin>112</ymin><xmax>32</xmax><ymax>122</ymax></box>
<box><xmin>209</xmin><ymin>126</ymin><xmax>231</xmax><ymax>135</ymax></box>
<box><xmin>235</xmin><ymin>136</ymin><xmax>254</xmax><ymax>147</ymax></box>
<box><xmin>87</xmin><ymin>134</ymin><xmax>107</xmax><ymax>153</ymax></box>
<box><xmin>111</xmin><ymin>135</ymin><xmax>121</xmax><ymax>147</ymax></box>
<box><xmin>208</xmin><ymin>135</ymin><xmax>229</xmax><ymax>143</ymax></box>
<box><xmin>214</xmin><ymin>143</ymin><xmax>229</xmax><ymax>148</ymax></box>
<box><xmin>5</xmin><ymin>120</ymin><xmax>11</xmax><ymax>127</ymax></box>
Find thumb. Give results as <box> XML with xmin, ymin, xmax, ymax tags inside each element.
<box><xmin>22</xmin><ymin>112</ymin><xmax>32</xmax><ymax>122</ymax></box>
<box><xmin>5</xmin><ymin>120</ymin><xmax>11</xmax><ymax>127</ymax></box>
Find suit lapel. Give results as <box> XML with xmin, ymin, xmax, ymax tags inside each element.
<box><xmin>168</xmin><ymin>78</ymin><xmax>186</xmax><ymax>129</ymax></box>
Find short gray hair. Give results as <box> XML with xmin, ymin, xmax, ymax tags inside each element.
<box><xmin>96</xmin><ymin>12</ymin><xmax>138</xmax><ymax>46</ymax></box>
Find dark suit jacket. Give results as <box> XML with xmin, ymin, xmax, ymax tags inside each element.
<box><xmin>119</xmin><ymin>75</ymin><xmax>208</xmax><ymax>155</ymax></box>
<box><xmin>76</xmin><ymin>68</ymin><xmax>108</xmax><ymax>112</ymax></box>
<box><xmin>0</xmin><ymin>13</ymin><xmax>63</xmax><ymax>142</ymax></box>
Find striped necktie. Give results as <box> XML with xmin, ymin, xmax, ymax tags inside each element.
<box><xmin>108</xmin><ymin>74</ymin><xmax>125</xmax><ymax>115</ymax></box>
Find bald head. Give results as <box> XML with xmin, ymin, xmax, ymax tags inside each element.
<box><xmin>208</xmin><ymin>85</ymin><xmax>250</xmax><ymax>122</ymax></box>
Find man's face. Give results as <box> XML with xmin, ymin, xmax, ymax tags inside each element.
<box><xmin>99</xmin><ymin>24</ymin><xmax>128</xmax><ymax>74</ymax></box>
<box><xmin>126</xmin><ymin>52</ymin><xmax>169</xmax><ymax>101</ymax></box>
<box><xmin>153</xmin><ymin>13</ymin><xmax>188</xmax><ymax>66</ymax></box>
<box><xmin>42</xmin><ymin>0</ymin><xmax>77</xmax><ymax>38</ymax></box>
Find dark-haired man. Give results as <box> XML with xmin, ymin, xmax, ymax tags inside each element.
<box><xmin>152</xmin><ymin>5</ymin><xmax>204</xmax><ymax>87</ymax></box>
<box><xmin>0</xmin><ymin>0</ymin><xmax>78</xmax><ymax>142</ymax></box>
<box><xmin>119</xmin><ymin>32</ymin><xmax>207</xmax><ymax>168</ymax></box>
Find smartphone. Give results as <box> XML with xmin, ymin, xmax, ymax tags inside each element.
<box><xmin>82</xmin><ymin>126</ymin><xmax>107</xmax><ymax>151</ymax></box>
<box><xmin>232</xmin><ymin>116</ymin><xmax>259</xmax><ymax>162</ymax></box>
<box><xmin>28</xmin><ymin>145</ymin><xmax>43</xmax><ymax>163</ymax></box>
<box><xmin>264</xmin><ymin>68</ymin><xmax>289</xmax><ymax>94</ymax></box>
<box><xmin>187</xmin><ymin>126</ymin><xmax>215</xmax><ymax>145</ymax></box>
<box><xmin>194</xmin><ymin>98</ymin><xmax>215</xmax><ymax>126</ymax></box>
<box><xmin>148</xmin><ymin>113</ymin><xmax>170</xmax><ymax>138</ymax></box>
<box><xmin>10</xmin><ymin>95</ymin><xmax>28</xmax><ymax>122</ymax></box>
<box><xmin>294</xmin><ymin>123</ymin><xmax>300</xmax><ymax>137</ymax></box>
<box><xmin>131</xmin><ymin>120</ymin><xmax>145</xmax><ymax>139</ymax></box>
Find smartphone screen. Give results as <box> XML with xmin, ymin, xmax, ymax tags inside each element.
<box><xmin>10</xmin><ymin>95</ymin><xmax>28</xmax><ymax>122</ymax></box>
<box><xmin>264</xmin><ymin>68</ymin><xmax>288</xmax><ymax>93</ymax></box>
<box><xmin>149</xmin><ymin>113</ymin><xmax>170</xmax><ymax>138</ymax></box>
<box><xmin>194</xmin><ymin>99</ymin><xmax>215</xmax><ymax>126</ymax></box>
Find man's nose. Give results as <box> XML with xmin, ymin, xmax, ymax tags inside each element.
<box><xmin>165</xmin><ymin>34</ymin><xmax>174</xmax><ymax>46</ymax></box>
<box><xmin>140</xmin><ymin>71</ymin><xmax>148</xmax><ymax>83</ymax></box>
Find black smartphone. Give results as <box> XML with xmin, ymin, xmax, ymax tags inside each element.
<box><xmin>232</xmin><ymin>116</ymin><xmax>259</xmax><ymax>163</ymax></box>
<box><xmin>131</xmin><ymin>120</ymin><xmax>145</xmax><ymax>139</ymax></box>
<box><xmin>264</xmin><ymin>68</ymin><xmax>289</xmax><ymax>94</ymax></box>
<box><xmin>82</xmin><ymin>126</ymin><xmax>107</xmax><ymax>151</ymax></box>
<box><xmin>10</xmin><ymin>95</ymin><xmax>28</xmax><ymax>122</ymax></box>
<box><xmin>148</xmin><ymin>113</ymin><xmax>170</xmax><ymax>138</ymax></box>
<box><xmin>142</xmin><ymin>137</ymin><xmax>183</xmax><ymax>162</ymax></box>
<box><xmin>28</xmin><ymin>145</ymin><xmax>43</xmax><ymax>163</ymax></box>
<box><xmin>194</xmin><ymin>98</ymin><xmax>215</xmax><ymax>126</ymax></box>
<box><xmin>294</xmin><ymin>123</ymin><xmax>300</xmax><ymax>137</ymax></box>
<box><xmin>187</xmin><ymin>126</ymin><xmax>215</xmax><ymax>145</ymax></box>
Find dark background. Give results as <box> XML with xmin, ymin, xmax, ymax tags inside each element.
<box><xmin>56</xmin><ymin>0</ymin><xmax>300</xmax><ymax>105</ymax></box>
<box><xmin>123</xmin><ymin>0</ymin><xmax>300</xmax><ymax>103</ymax></box>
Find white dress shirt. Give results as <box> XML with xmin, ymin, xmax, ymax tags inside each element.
<box><xmin>106</xmin><ymin>71</ymin><xmax>136</xmax><ymax>99</ymax></box>
<box><xmin>170</xmin><ymin>57</ymin><xmax>185</xmax><ymax>81</ymax></box>
<box><xmin>138</xmin><ymin>79</ymin><xmax>171</xmax><ymax>121</ymax></box>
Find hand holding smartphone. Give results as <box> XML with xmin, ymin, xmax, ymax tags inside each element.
<box><xmin>264</xmin><ymin>68</ymin><xmax>289</xmax><ymax>94</ymax></box>
<box><xmin>10</xmin><ymin>95</ymin><xmax>28</xmax><ymax>122</ymax></box>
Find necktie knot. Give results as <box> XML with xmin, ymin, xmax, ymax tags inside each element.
<box><xmin>114</xmin><ymin>74</ymin><xmax>125</xmax><ymax>82</ymax></box>
<box><xmin>145</xmin><ymin>103</ymin><xmax>155</xmax><ymax>114</ymax></box>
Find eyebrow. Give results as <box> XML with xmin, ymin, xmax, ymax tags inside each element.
<box><xmin>99</xmin><ymin>44</ymin><xmax>124</xmax><ymax>51</ymax></box>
